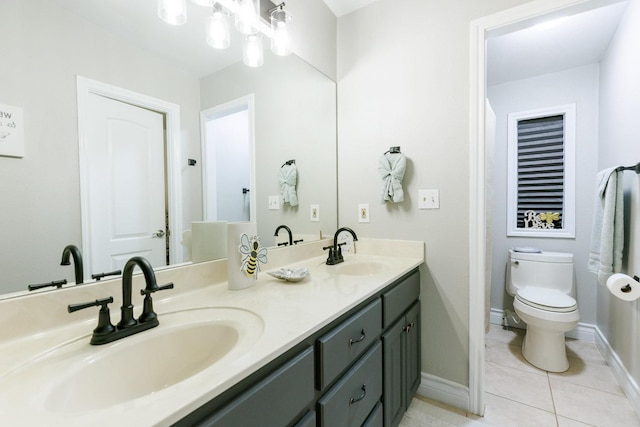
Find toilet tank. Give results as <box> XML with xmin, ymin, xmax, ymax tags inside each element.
<box><xmin>506</xmin><ymin>249</ymin><xmax>575</xmax><ymax>297</ymax></box>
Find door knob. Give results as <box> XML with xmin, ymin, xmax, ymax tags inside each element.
<box><xmin>152</xmin><ymin>229</ymin><xmax>165</xmax><ymax>238</ymax></box>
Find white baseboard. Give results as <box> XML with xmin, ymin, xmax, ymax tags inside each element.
<box><xmin>417</xmin><ymin>372</ymin><xmax>470</xmax><ymax>412</ymax></box>
<box><xmin>595</xmin><ymin>327</ymin><xmax>640</xmax><ymax>419</ymax></box>
<box><xmin>489</xmin><ymin>308</ymin><xmax>596</xmax><ymax>342</ymax></box>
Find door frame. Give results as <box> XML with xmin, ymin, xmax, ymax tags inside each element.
<box><xmin>468</xmin><ymin>0</ymin><xmax>617</xmax><ymax>415</ymax></box>
<box><xmin>76</xmin><ymin>76</ymin><xmax>183</xmax><ymax>276</ymax></box>
<box><xmin>200</xmin><ymin>94</ymin><xmax>256</xmax><ymax>223</ymax></box>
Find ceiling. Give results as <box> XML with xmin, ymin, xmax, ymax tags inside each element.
<box><xmin>322</xmin><ymin>0</ymin><xmax>380</xmax><ymax>17</ymax></box>
<box><xmin>50</xmin><ymin>1</ymin><xmax>628</xmax><ymax>82</ymax></box>
<box><xmin>487</xmin><ymin>1</ymin><xmax>629</xmax><ymax>85</ymax></box>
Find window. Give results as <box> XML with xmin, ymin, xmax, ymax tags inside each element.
<box><xmin>507</xmin><ymin>105</ymin><xmax>575</xmax><ymax>238</ymax></box>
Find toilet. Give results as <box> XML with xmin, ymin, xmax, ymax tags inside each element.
<box><xmin>506</xmin><ymin>248</ymin><xmax>579</xmax><ymax>372</ymax></box>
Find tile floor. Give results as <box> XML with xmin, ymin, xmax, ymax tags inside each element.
<box><xmin>400</xmin><ymin>324</ymin><xmax>640</xmax><ymax>427</ymax></box>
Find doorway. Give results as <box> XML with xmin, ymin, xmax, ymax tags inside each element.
<box><xmin>77</xmin><ymin>77</ymin><xmax>183</xmax><ymax>277</ymax></box>
<box><xmin>200</xmin><ymin>95</ymin><xmax>256</xmax><ymax>223</ymax></box>
<box><xmin>469</xmin><ymin>0</ymin><xmax>625</xmax><ymax>415</ymax></box>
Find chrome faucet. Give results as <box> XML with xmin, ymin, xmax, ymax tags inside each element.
<box><xmin>325</xmin><ymin>227</ymin><xmax>358</xmax><ymax>265</ymax></box>
<box><xmin>60</xmin><ymin>244</ymin><xmax>84</xmax><ymax>285</ymax></box>
<box><xmin>68</xmin><ymin>256</ymin><xmax>174</xmax><ymax>345</ymax></box>
<box><xmin>274</xmin><ymin>224</ymin><xmax>293</xmax><ymax>246</ymax></box>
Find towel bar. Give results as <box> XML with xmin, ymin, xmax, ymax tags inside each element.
<box><xmin>615</xmin><ymin>162</ymin><xmax>640</xmax><ymax>173</ymax></box>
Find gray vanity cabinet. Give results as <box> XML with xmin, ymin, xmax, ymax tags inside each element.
<box><xmin>381</xmin><ymin>270</ymin><xmax>421</xmax><ymax>427</ymax></box>
<box><xmin>184</xmin><ymin>346</ymin><xmax>315</xmax><ymax>427</ymax></box>
<box><xmin>317</xmin><ymin>299</ymin><xmax>382</xmax><ymax>390</ymax></box>
<box><xmin>363</xmin><ymin>402</ymin><xmax>384</xmax><ymax>427</ymax></box>
<box><xmin>318</xmin><ymin>341</ymin><xmax>383</xmax><ymax>426</ymax></box>
<box><xmin>175</xmin><ymin>268</ymin><xmax>421</xmax><ymax>427</ymax></box>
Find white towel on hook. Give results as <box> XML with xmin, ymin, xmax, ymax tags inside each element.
<box><xmin>278</xmin><ymin>163</ymin><xmax>298</xmax><ymax>206</ymax></box>
<box><xmin>378</xmin><ymin>152</ymin><xmax>406</xmax><ymax>203</ymax></box>
<box><xmin>588</xmin><ymin>167</ymin><xmax>624</xmax><ymax>285</ymax></box>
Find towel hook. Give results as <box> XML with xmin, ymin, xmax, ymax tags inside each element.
<box><xmin>384</xmin><ymin>146</ymin><xmax>401</xmax><ymax>154</ymax></box>
<box><xmin>281</xmin><ymin>159</ymin><xmax>295</xmax><ymax>167</ymax></box>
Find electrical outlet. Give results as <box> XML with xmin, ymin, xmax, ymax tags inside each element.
<box><xmin>418</xmin><ymin>189</ymin><xmax>439</xmax><ymax>209</ymax></box>
<box><xmin>268</xmin><ymin>195</ymin><xmax>280</xmax><ymax>210</ymax></box>
<box><xmin>358</xmin><ymin>204</ymin><xmax>370</xmax><ymax>223</ymax></box>
<box><xmin>310</xmin><ymin>204</ymin><xmax>320</xmax><ymax>222</ymax></box>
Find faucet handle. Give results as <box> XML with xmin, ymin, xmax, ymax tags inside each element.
<box><xmin>28</xmin><ymin>279</ymin><xmax>67</xmax><ymax>292</ymax></box>
<box><xmin>91</xmin><ymin>269</ymin><xmax>122</xmax><ymax>281</ymax></box>
<box><xmin>139</xmin><ymin>283</ymin><xmax>174</xmax><ymax>324</ymax></box>
<box><xmin>140</xmin><ymin>282</ymin><xmax>175</xmax><ymax>296</ymax></box>
<box><xmin>68</xmin><ymin>297</ymin><xmax>116</xmax><ymax>341</ymax></box>
<box><xmin>68</xmin><ymin>296</ymin><xmax>114</xmax><ymax>313</ymax></box>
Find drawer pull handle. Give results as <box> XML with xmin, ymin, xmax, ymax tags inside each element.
<box><xmin>403</xmin><ymin>322</ymin><xmax>415</xmax><ymax>333</ymax></box>
<box><xmin>349</xmin><ymin>384</ymin><xmax>367</xmax><ymax>406</ymax></box>
<box><xmin>349</xmin><ymin>329</ymin><xmax>366</xmax><ymax>346</ymax></box>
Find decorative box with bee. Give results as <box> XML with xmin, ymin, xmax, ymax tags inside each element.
<box><xmin>227</xmin><ymin>222</ymin><xmax>268</xmax><ymax>290</ymax></box>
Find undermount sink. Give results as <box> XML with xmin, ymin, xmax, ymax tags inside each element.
<box><xmin>333</xmin><ymin>260</ymin><xmax>390</xmax><ymax>276</ymax></box>
<box><xmin>0</xmin><ymin>307</ymin><xmax>263</xmax><ymax>413</ymax></box>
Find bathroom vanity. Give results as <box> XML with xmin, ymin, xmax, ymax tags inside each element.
<box><xmin>176</xmin><ymin>268</ymin><xmax>420</xmax><ymax>426</ymax></box>
<box><xmin>0</xmin><ymin>238</ymin><xmax>423</xmax><ymax>426</ymax></box>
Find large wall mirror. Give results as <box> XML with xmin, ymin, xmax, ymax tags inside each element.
<box><xmin>0</xmin><ymin>0</ymin><xmax>337</xmax><ymax>296</ymax></box>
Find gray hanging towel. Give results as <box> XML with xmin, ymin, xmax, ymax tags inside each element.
<box><xmin>378</xmin><ymin>152</ymin><xmax>406</xmax><ymax>203</ymax></box>
<box><xmin>278</xmin><ymin>163</ymin><xmax>298</xmax><ymax>206</ymax></box>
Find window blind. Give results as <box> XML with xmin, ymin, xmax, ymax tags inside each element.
<box><xmin>516</xmin><ymin>114</ymin><xmax>564</xmax><ymax>228</ymax></box>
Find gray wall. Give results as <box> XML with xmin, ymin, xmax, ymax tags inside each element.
<box><xmin>336</xmin><ymin>0</ymin><xmax>530</xmax><ymax>387</ymax></box>
<box><xmin>487</xmin><ymin>64</ymin><xmax>600</xmax><ymax>325</ymax></box>
<box><xmin>597</xmin><ymin>0</ymin><xmax>640</xmax><ymax>387</ymax></box>
<box><xmin>199</xmin><ymin>54</ymin><xmax>338</xmax><ymax>244</ymax></box>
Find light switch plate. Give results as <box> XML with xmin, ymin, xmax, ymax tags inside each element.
<box><xmin>310</xmin><ymin>204</ymin><xmax>320</xmax><ymax>222</ymax></box>
<box><xmin>268</xmin><ymin>195</ymin><xmax>280</xmax><ymax>210</ymax></box>
<box><xmin>418</xmin><ymin>189</ymin><xmax>439</xmax><ymax>209</ymax></box>
<box><xmin>358</xmin><ymin>204</ymin><xmax>370</xmax><ymax>223</ymax></box>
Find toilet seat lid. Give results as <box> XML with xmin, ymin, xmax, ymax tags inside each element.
<box><xmin>516</xmin><ymin>287</ymin><xmax>577</xmax><ymax>313</ymax></box>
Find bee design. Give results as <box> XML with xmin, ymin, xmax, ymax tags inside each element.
<box><xmin>539</xmin><ymin>212</ymin><xmax>560</xmax><ymax>224</ymax></box>
<box><xmin>239</xmin><ymin>233</ymin><xmax>268</xmax><ymax>278</ymax></box>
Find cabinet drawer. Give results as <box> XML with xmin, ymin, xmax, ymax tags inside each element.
<box><xmin>206</xmin><ymin>347</ymin><xmax>315</xmax><ymax>426</ymax></box>
<box><xmin>382</xmin><ymin>270</ymin><xmax>420</xmax><ymax>328</ymax></box>
<box><xmin>363</xmin><ymin>402</ymin><xmax>383</xmax><ymax>427</ymax></box>
<box><xmin>317</xmin><ymin>299</ymin><xmax>382</xmax><ymax>390</ymax></box>
<box><xmin>318</xmin><ymin>341</ymin><xmax>383</xmax><ymax>427</ymax></box>
<box><xmin>294</xmin><ymin>410</ymin><xmax>316</xmax><ymax>427</ymax></box>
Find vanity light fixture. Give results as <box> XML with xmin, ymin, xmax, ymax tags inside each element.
<box><xmin>207</xmin><ymin>3</ymin><xmax>232</xmax><ymax>49</ymax></box>
<box><xmin>270</xmin><ymin>3</ymin><xmax>292</xmax><ymax>56</ymax></box>
<box><xmin>235</xmin><ymin>0</ymin><xmax>261</xmax><ymax>35</ymax></box>
<box><xmin>157</xmin><ymin>0</ymin><xmax>188</xmax><ymax>26</ymax></box>
<box><xmin>159</xmin><ymin>0</ymin><xmax>292</xmax><ymax>67</ymax></box>
<box><xmin>243</xmin><ymin>34</ymin><xmax>264</xmax><ymax>67</ymax></box>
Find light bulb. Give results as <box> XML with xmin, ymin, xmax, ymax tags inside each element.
<box><xmin>243</xmin><ymin>35</ymin><xmax>264</xmax><ymax>67</ymax></box>
<box><xmin>235</xmin><ymin>0</ymin><xmax>260</xmax><ymax>35</ymax></box>
<box><xmin>158</xmin><ymin>0</ymin><xmax>187</xmax><ymax>25</ymax></box>
<box><xmin>207</xmin><ymin>7</ymin><xmax>231</xmax><ymax>49</ymax></box>
<box><xmin>270</xmin><ymin>8</ymin><xmax>292</xmax><ymax>56</ymax></box>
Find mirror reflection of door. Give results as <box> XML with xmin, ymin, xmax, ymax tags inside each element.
<box><xmin>84</xmin><ymin>93</ymin><xmax>169</xmax><ymax>274</ymax></box>
<box><xmin>202</xmin><ymin>95</ymin><xmax>255</xmax><ymax>223</ymax></box>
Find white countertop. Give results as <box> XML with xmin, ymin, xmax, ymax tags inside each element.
<box><xmin>0</xmin><ymin>238</ymin><xmax>424</xmax><ymax>426</ymax></box>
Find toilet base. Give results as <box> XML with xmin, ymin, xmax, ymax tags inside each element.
<box><xmin>521</xmin><ymin>326</ymin><xmax>569</xmax><ymax>372</ymax></box>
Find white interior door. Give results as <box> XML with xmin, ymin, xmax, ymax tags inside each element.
<box><xmin>86</xmin><ymin>93</ymin><xmax>167</xmax><ymax>273</ymax></box>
